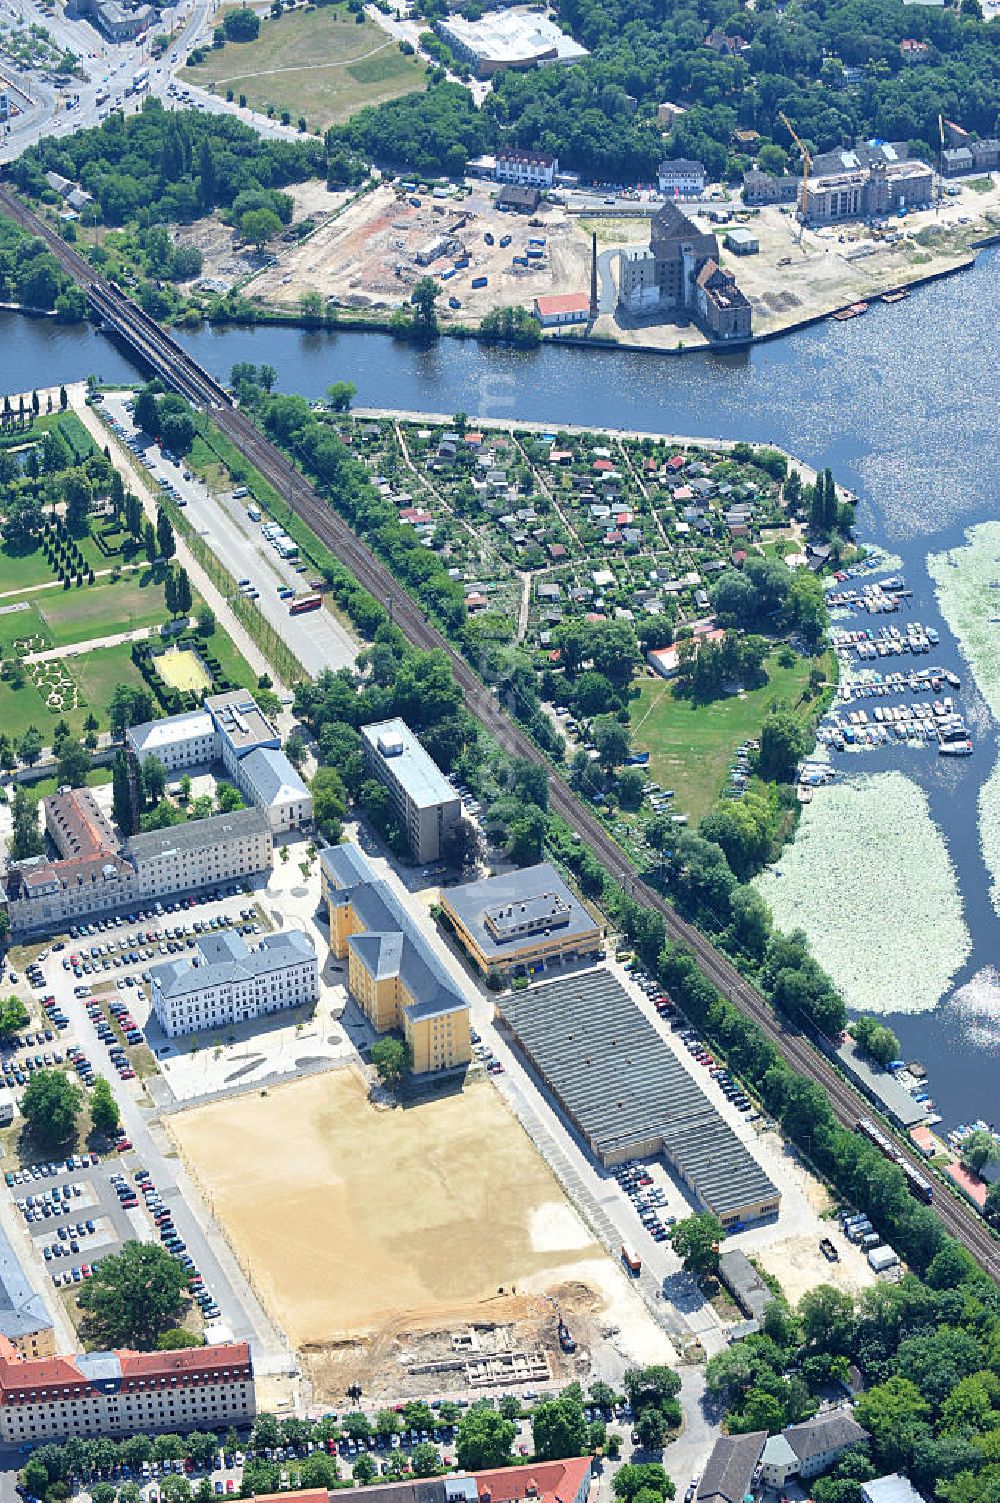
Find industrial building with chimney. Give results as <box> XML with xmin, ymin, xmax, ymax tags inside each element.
<box><xmin>618</xmin><ymin>203</ymin><xmax>752</xmax><ymax>341</ymax></box>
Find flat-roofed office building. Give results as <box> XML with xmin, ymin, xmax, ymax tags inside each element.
<box><xmin>440</xmin><ymin>863</ymin><xmax>603</xmax><ymax>979</ymax></box>
<box><xmin>360</xmin><ymin>719</ymin><xmax>460</xmax><ymax>863</ymax></box>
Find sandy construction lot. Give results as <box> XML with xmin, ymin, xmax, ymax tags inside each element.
<box><xmin>169</xmin><ymin>1069</ymin><xmax>605</xmax><ymax>1348</ymax></box>
<box><xmin>246</xmin><ymin>183</ymin><xmax>592</xmax><ymax>320</ymax></box>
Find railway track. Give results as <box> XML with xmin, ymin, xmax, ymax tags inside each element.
<box><xmin>5</xmin><ymin>184</ymin><xmax>998</xmax><ymax>1278</ymax></box>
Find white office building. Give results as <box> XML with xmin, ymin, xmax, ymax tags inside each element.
<box><xmin>150</xmin><ymin>928</ymin><xmax>318</xmax><ymax>1039</ymax></box>
<box><xmin>126</xmin><ymin>711</ymin><xmax>216</xmax><ymax>773</ymax></box>
<box><xmin>360</xmin><ymin>718</ymin><xmax>461</xmax><ymax>864</ymax></box>
<box><xmin>239</xmin><ymin>748</ymin><xmax>312</xmax><ymax>832</ymax></box>
<box><xmin>657</xmin><ymin>158</ymin><xmax>707</xmax><ymax>198</ymax></box>
<box><xmin>496</xmin><ymin>150</ymin><xmax>559</xmax><ymax>188</ymax></box>
<box><xmin>126</xmin><ymin>690</ymin><xmax>312</xmax><ymax>833</ymax></box>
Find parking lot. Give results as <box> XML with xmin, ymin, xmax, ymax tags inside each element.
<box><xmin>9</xmin><ymin>1151</ymin><xmax>150</xmax><ymax>1294</ymax></box>
<box><xmin>0</xmin><ymin>883</ymin><xmax>299</xmax><ymax>1355</ymax></box>
<box><xmin>100</xmin><ymin>392</ymin><xmax>359</xmax><ymax>678</ymax></box>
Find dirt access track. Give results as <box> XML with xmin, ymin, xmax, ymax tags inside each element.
<box><xmin>168</xmin><ymin>1069</ymin><xmax>614</xmax><ymax>1355</ymax></box>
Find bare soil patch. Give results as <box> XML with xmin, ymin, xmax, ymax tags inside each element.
<box><xmin>168</xmin><ymin>1070</ymin><xmax>609</xmax><ymax>1364</ymax></box>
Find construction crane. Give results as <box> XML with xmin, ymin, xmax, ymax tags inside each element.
<box><xmin>779</xmin><ymin>110</ymin><xmax>812</xmax><ymax>228</ymax></box>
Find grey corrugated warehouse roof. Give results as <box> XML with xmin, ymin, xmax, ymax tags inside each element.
<box><xmin>496</xmin><ymin>970</ymin><xmax>779</xmax><ymax>1221</ymax></box>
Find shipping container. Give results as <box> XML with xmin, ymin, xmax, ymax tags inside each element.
<box><xmin>471</xmin><ymin>276</ymin><xmax>488</xmax><ymax>289</ymax></box>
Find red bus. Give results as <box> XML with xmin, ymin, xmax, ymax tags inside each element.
<box><xmin>288</xmin><ymin>594</ymin><xmax>322</xmax><ymax>616</ymax></box>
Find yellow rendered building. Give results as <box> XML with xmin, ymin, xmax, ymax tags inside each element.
<box><xmin>321</xmin><ymin>843</ymin><xmax>472</xmax><ymax>1075</ymax></box>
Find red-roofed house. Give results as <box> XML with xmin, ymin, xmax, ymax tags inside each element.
<box><xmin>533</xmin><ymin>293</ymin><xmax>591</xmax><ymax>327</ymax></box>
<box><xmin>0</xmin><ymin>1337</ymin><xmax>254</xmax><ymax>1442</ymax></box>
<box><xmin>593</xmin><ymin>459</ymin><xmax>613</xmax><ymax>473</ymax></box>
<box><xmin>307</xmin><ymin>1456</ymin><xmax>593</xmax><ymax>1503</ymax></box>
<box><xmin>473</xmin><ymin>1457</ymin><xmax>592</xmax><ymax>1503</ymax></box>
<box><xmin>666</xmin><ymin>454</ymin><xmax>686</xmax><ymax>473</ymax></box>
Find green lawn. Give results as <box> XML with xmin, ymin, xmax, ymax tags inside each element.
<box><xmin>38</xmin><ymin>570</ymin><xmax>169</xmax><ymax>646</ymax></box>
<box><xmin>0</xmin><ymin>640</ymin><xmax>152</xmax><ymax>742</ymax></box>
<box><xmin>20</xmin><ymin>767</ymin><xmax>113</xmax><ymax>802</ymax></box>
<box><xmin>0</xmin><ymin>526</ymin><xmax>116</xmax><ymax>595</ymax></box>
<box><xmin>629</xmin><ymin>648</ymin><xmax>834</xmax><ymax>825</ymax></box>
<box><xmin>179</xmin><ymin>3</ymin><xmax>426</xmax><ymax>130</ymax></box>
<box><xmin>0</xmin><ymin>572</ymin><xmax>169</xmax><ymax>652</ymax></box>
<box><xmin>0</xmin><ymin>601</ymin><xmax>50</xmax><ymax>653</ymax></box>
<box><xmin>196</xmin><ymin>623</ymin><xmax>257</xmax><ymax>690</ymax></box>
<box><xmin>72</xmin><ymin>641</ymin><xmax>158</xmax><ymax>725</ymax></box>
<box><xmin>0</xmin><ymin>672</ymin><xmax>62</xmax><ymax>741</ymax></box>
<box><xmin>0</xmin><ymin>541</ymin><xmax>61</xmax><ymax>593</ymax></box>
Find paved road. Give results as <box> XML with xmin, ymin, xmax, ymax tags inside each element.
<box><xmin>101</xmin><ymin>392</ymin><xmax>360</xmax><ymax>679</ymax></box>
<box><xmin>597</xmin><ymin>249</ymin><xmax>621</xmax><ymax>315</ymax></box>
<box><xmin>0</xmin><ymin>0</ymin><xmax>215</xmax><ymax>160</ymax></box>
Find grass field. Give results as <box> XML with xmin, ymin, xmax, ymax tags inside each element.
<box><xmin>0</xmin><ymin>542</ymin><xmax>63</xmax><ymax>593</ymax></box>
<box><xmin>0</xmin><ymin>641</ymin><xmax>148</xmax><ymax>741</ymax></box>
<box><xmin>39</xmin><ymin>571</ymin><xmax>169</xmax><ymax>646</ymax></box>
<box><xmin>180</xmin><ymin>5</ymin><xmax>426</xmax><ymax>130</ymax></box>
<box><xmin>630</xmin><ymin>649</ymin><xmax>833</xmax><ymax>824</ymax></box>
<box><xmin>0</xmin><ymin>572</ymin><xmax>169</xmax><ymax>653</ymax></box>
<box><xmin>169</xmin><ymin>1070</ymin><xmax>600</xmax><ymax>1346</ymax></box>
<box><xmin>0</xmin><ymin>529</ymin><xmax>112</xmax><ymax>596</ymax></box>
<box><xmin>580</xmin><ymin>216</ymin><xmax>653</xmax><ymax>245</ymax></box>
<box><xmin>20</xmin><ymin>767</ymin><xmax>113</xmax><ymax>802</ymax></box>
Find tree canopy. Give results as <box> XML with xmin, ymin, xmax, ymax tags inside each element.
<box><xmin>78</xmin><ymin>1241</ymin><xmax>190</xmax><ymax>1348</ymax></box>
<box><xmin>21</xmin><ymin>1069</ymin><xmax>83</xmax><ymax>1148</ymax></box>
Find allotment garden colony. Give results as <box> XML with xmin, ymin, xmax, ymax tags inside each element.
<box><xmin>4</xmin><ymin>243</ymin><xmax>999</xmax><ymax>1133</ymax></box>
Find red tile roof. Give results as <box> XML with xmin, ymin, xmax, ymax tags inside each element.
<box><xmin>0</xmin><ymin>1340</ymin><xmax>252</xmax><ymax>1401</ymax></box>
<box><xmin>255</xmin><ymin>1492</ymin><xmax>328</xmax><ymax>1503</ymax></box>
<box><xmin>118</xmin><ymin>1343</ymin><xmax>251</xmax><ymax>1379</ymax></box>
<box><xmin>534</xmin><ymin>293</ymin><xmax>590</xmax><ymax>317</ymax></box>
<box><xmin>475</xmin><ymin>1456</ymin><xmax>592</xmax><ymax>1503</ymax></box>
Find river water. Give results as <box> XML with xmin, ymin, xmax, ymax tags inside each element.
<box><xmin>4</xmin><ymin>250</ymin><xmax>999</xmax><ymax>1128</ymax></box>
